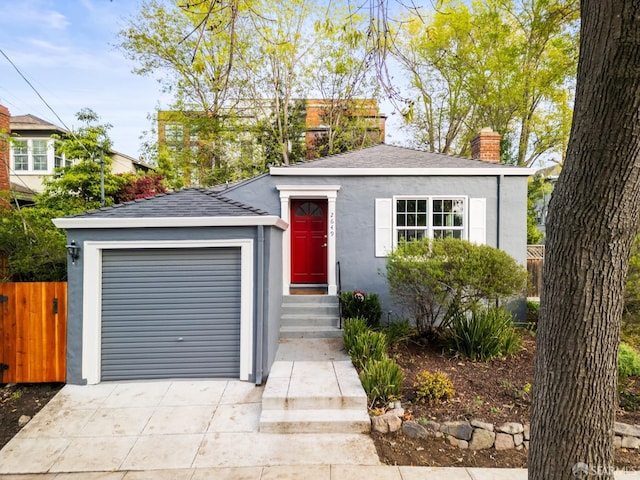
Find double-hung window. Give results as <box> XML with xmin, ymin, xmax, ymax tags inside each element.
<box><xmin>394</xmin><ymin>196</ymin><xmax>466</xmax><ymax>245</ymax></box>
<box><xmin>10</xmin><ymin>138</ymin><xmax>60</xmax><ymax>173</ymax></box>
<box><xmin>32</xmin><ymin>140</ymin><xmax>48</xmax><ymax>171</ymax></box>
<box><xmin>12</xmin><ymin>140</ymin><xmax>29</xmax><ymax>171</ymax></box>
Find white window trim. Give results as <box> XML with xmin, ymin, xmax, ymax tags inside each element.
<box><xmin>392</xmin><ymin>195</ymin><xmax>468</xmax><ymax>248</ymax></box>
<box><xmin>276</xmin><ymin>185</ymin><xmax>341</xmax><ymax>295</ymax></box>
<box><xmin>10</xmin><ymin>138</ymin><xmax>59</xmax><ymax>174</ymax></box>
<box><xmin>81</xmin><ymin>239</ymin><xmax>254</xmax><ymax>384</ymax></box>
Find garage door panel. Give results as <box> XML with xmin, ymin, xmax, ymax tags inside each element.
<box><xmin>101</xmin><ymin>247</ymin><xmax>242</xmax><ymax>381</ymax></box>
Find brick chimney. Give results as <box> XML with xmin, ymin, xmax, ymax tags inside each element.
<box><xmin>0</xmin><ymin>104</ymin><xmax>10</xmax><ymax>206</ymax></box>
<box><xmin>471</xmin><ymin>127</ymin><xmax>501</xmax><ymax>163</ymax></box>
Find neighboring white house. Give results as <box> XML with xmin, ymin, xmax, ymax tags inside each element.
<box><xmin>8</xmin><ymin>113</ymin><xmax>152</xmax><ymax>201</ymax></box>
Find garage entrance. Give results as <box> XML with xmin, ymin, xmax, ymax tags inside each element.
<box><xmin>100</xmin><ymin>247</ymin><xmax>241</xmax><ymax>381</ymax></box>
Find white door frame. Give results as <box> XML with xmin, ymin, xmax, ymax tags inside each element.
<box><xmin>276</xmin><ymin>185</ymin><xmax>340</xmax><ymax>295</ymax></box>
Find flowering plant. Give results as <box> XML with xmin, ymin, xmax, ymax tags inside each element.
<box><xmin>353</xmin><ymin>290</ymin><xmax>366</xmax><ymax>302</ymax></box>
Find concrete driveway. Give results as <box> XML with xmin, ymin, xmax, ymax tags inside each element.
<box><xmin>0</xmin><ymin>380</ymin><xmax>379</xmax><ymax>476</ymax></box>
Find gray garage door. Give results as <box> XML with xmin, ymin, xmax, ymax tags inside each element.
<box><xmin>101</xmin><ymin>247</ymin><xmax>242</xmax><ymax>381</ymax></box>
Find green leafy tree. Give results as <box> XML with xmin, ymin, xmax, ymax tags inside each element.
<box><xmin>395</xmin><ymin>0</ymin><xmax>578</xmax><ymax>166</ymax></box>
<box><xmin>305</xmin><ymin>8</ymin><xmax>382</xmax><ymax>158</ymax></box>
<box><xmin>526</xmin><ymin>175</ymin><xmax>552</xmax><ymax>244</ymax></box>
<box><xmin>118</xmin><ymin>0</ymin><xmax>253</xmax><ymax>185</ymax></box>
<box><xmin>238</xmin><ymin>0</ymin><xmax>319</xmax><ymax>165</ymax></box>
<box><xmin>0</xmin><ymin>205</ymin><xmax>67</xmax><ymax>281</ymax></box>
<box><xmin>39</xmin><ymin>109</ymin><xmax>124</xmax><ymax>213</ymax></box>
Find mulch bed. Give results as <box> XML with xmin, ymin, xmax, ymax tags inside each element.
<box><xmin>372</xmin><ymin>333</ymin><xmax>640</xmax><ymax>468</ymax></box>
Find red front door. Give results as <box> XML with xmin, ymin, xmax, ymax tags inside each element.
<box><xmin>291</xmin><ymin>199</ymin><xmax>328</xmax><ymax>284</ymax></box>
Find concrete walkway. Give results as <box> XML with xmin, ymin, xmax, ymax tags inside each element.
<box><xmin>0</xmin><ymin>339</ymin><xmax>639</xmax><ymax>479</ymax></box>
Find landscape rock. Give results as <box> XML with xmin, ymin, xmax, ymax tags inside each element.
<box><xmin>440</xmin><ymin>421</ymin><xmax>473</xmax><ymax>441</ymax></box>
<box><xmin>18</xmin><ymin>415</ymin><xmax>31</xmax><ymax>427</ymax></box>
<box><xmin>457</xmin><ymin>439</ymin><xmax>469</xmax><ymax>449</ymax></box>
<box><xmin>424</xmin><ymin>420</ymin><xmax>441</xmax><ymax>433</ymax></box>
<box><xmin>621</xmin><ymin>436</ymin><xmax>640</xmax><ymax>449</ymax></box>
<box><xmin>402</xmin><ymin>421</ymin><xmax>429</xmax><ymax>439</ymax></box>
<box><xmin>614</xmin><ymin>436</ymin><xmax>623</xmax><ymax>449</ymax></box>
<box><xmin>391</xmin><ymin>402</ymin><xmax>405</xmax><ymax>418</ymax></box>
<box><xmin>524</xmin><ymin>441</ymin><xmax>530</xmax><ymax>450</ymax></box>
<box><xmin>471</xmin><ymin>419</ymin><xmax>494</xmax><ymax>432</ymax></box>
<box><xmin>469</xmin><ymin>428</ymin><xmax>496</xmax><ymax>450</ymax></box>
<box><xmin>523</xmin><ymin>424</ymin><xmax>530</xmax><ymax>441</ymax></box>
<box><xmin>496</xmin><ymin>422</ymin><xmax>524</xmax><ymax>435</ymax></box>
<box><xmin>614</xmin><ymin>422</ymin><xmax>640</xmax><ymax>438</ymax></box>
<box><xmin>513</xmin><ymin>433</ymin><xmax>524</xmax><ymax>447</ymax></box>
<box><xmin>371</xmin><ymin>411</ymin><xmax>403</xmax><ymax>433</ymax></box>
<box><xmin>494</xmin><ymin>432</ymin><xmax>515</xmax><ymax>450</ymax></box>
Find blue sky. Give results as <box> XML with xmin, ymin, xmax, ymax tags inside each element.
<box><xmin>0</xmin><ymin>0</ymin><xmax>169</xmax><ymax>157</ymax></box>
<box><xmin>0</xmin><ymin>0</ymin><xmax>407</xmax><ymax>158</ymax></box>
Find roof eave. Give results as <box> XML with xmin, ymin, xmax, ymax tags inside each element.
<box><xmin>53</xmin><ymin>216</ymin><xmax>289</xmax><ymax>230</ymax></box>
<box><xmin>269</xmin><ymin>167</ymin><xmax>535</xmax><ymax>176</ymax></box>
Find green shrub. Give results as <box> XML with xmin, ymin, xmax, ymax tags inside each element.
<box><xmin>382</xmin><ymin>320</ymin><xmax>415</xmax><ymax>345</ymax></box>
<box><xmin>340</xmin><ymin>290</ymin><xmax>383</xmax><ymax>328</ymax></box>
<box><xmin>414</xmin><ymin>370</ymin><xmax>455</xmax><ymax>405</ymax></box>
<box><xmin>619</xmin><ymin>342</ymin><xmax>640</xmax><ymax>387</ymax></box>
<box><xmin>527</xmin><ymin>300</ymin><xmax>540</xmax><ymax>324</ymax></box>
<box><xmin>385</xmin><ymin>238</ymin><xmax>527</xmax><ymax>334</ymax></box>
<box><xmin>349</xmin><ymin>330</ymin><xmax>388</xmax><ymax>371</ymax></box>
<box><xmin>343</xmin><ymin>317</ymin><xmax>368</xmax><ymax>354</ymax></box>
<box><xmin>445</xmin><ymin>306</ymin><xmax>522</xmax><ymax>361</ymax></box>
<box><xmin>359</xmin><ymin>356</ymin><xmax>404</xmax><ymax>405</ymax></box>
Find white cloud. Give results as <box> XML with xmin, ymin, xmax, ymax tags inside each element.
<box><xmin>43</xmin><ymin>9</ymin><xmax>70</xmax><ymax>30</ymax></box>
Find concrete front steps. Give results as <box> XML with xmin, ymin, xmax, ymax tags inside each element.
<box><xmin>259</xmin><ymin>353</ymin><xmax>370</xmax><ymax>434</ymax></box>
<box><xmin>279</xmin><ymin>294</ymin><xmax>342</xmax><ymax>339</ymax></box>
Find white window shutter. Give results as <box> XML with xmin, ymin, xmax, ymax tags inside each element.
<box><xmin>375</xmin><ymin>198</ymin><xmax>393</xmax><ymax>257</ymax></box>
<box><xmin>468</xmin><ymin>198</ymin><xmax>486</xmax><ymax>245</ymax></box>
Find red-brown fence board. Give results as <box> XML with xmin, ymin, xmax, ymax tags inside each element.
<box><xmin>0</xmin><ymin>282</ymin><xmax>66</xmax><ymax>383</ymax></box>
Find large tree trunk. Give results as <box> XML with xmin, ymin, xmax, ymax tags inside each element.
<box><xmin>530</xmin><ymin>2</ymin><xmax>640</xmax><ymax>479</ymax></box>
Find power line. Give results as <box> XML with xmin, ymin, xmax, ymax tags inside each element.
<box><xmin>0</xmin><ymin>46</ymin><xmax>106</xmax><ymax>204</ymax></box>
<box><xmin>0</xmin><ymin>47</ymin><xmax>74</xmax><ymax>134</ymax></box>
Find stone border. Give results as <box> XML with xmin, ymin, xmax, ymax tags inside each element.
<box><xmin>371</xmin><ymin>405</ymin><xmax>640</xmax><ymax>451</ymax></box>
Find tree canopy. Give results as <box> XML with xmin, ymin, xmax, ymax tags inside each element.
<box><xmin>394</xmin><ymin>0</ymin><xmax>578</xmax><ymax>166</ymax></box>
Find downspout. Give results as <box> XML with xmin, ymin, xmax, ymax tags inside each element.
<box><xmin>497</xmin><ymin>175</ymin><xmax>503</xmax><ymax>249</ymax></box>
<box><xmin>255</xmin><ymin>225</ymin><xmax>265</xmax><ymax>385</ymax></box>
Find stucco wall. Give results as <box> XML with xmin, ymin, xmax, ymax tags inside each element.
<box><xmin>225</xmin><ymin>173</ymin><xmax>529</xmax><ymax>318</ymax></box>
<box><xmin>63</xmin><ymin>225</ymin><xmax>279</xmax><ymax>384</ymax></box>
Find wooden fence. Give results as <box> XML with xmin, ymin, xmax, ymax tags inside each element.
<box><xmin>527</xmin><ymin>245</ymin><xmax>545</xmax><ymax>299</ymax></box>
<box><xmin>0</xmin><ymin>282</ymin><xmax>67</xmax><ymax>383</ymax></box>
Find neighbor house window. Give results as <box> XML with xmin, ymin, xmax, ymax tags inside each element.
<box><xmin>32</xmin><ymin>140</ymin><xmax>48</xmax><ymax>170</ymax></box>
<box><xmin>12</xmin><ymin>140</ymin><xmax>28</xmax><ymax>171</ymax></box>
<box><xmin>394</xmin><ymin>196</ymin><xmax>466</xmax><ymax>244</ymax></box>
<box><xmin>10</xmin><ymin>138</ymin><xmax>60</xmax><ymax>173</ymax></box>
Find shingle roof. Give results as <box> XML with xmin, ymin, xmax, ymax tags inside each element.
<box><xmin>69</xmin><ymin>188</ymin><xmax>268</xmax><ymax>218</ymax></box>
<box><xmin>10</xmin><ymin>114</ymin><xmax>67</xmax><ymax>133</ymax></box>
<box><xmin>285</xmin><ymin>143</ymin><xmax>512</xmax><ymax>169</ymax></box>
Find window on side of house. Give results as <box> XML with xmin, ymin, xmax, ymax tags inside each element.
<box><xmin>394</xmin><ymin>196</ymin><xmax>466</xmax><ymax>245</ymax></box>
<box><xmin>32</xmin><ymin>139</ymin><xmax>49</xmax><ymax>171</ymax></box>
<box><xmin>11</xmin><ymin>138</ymin><xmax>59</xmax><ymax>173</ymax></box>
<box><xmin>12</xmin><ymin>140</ymin><xmax>29</xmax><ymax>171</ymax></box>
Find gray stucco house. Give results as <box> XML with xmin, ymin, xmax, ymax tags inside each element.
<box><xmin>55</xmin><ymin>133</ymin><xmax>532</xmax><ymax>385</ymax></box>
